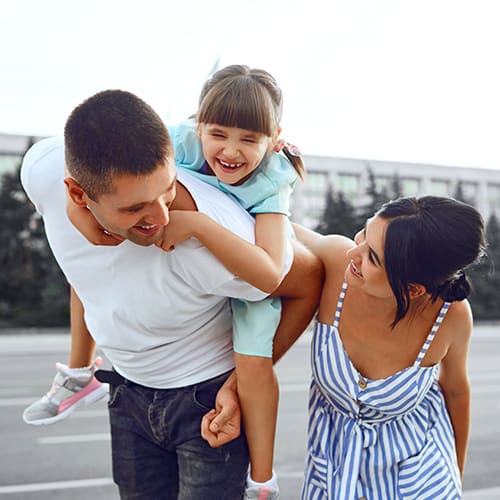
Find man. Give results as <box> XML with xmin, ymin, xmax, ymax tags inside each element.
<box><xmin>21</xmin><ymin>89</ymin><xmax>321</xmax><ymax>499</ymax></box>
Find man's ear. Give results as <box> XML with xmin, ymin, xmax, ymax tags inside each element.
<box><xmin>408</xmin><ymin>283</ymin><xmax>426</xmax><ymax>299</ymax></box>
<box><xmin>64</xmin><ymin>177</ymin><xmax>90</xmax><ymax>207</ymax></box>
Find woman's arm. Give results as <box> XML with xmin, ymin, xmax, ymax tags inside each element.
<box><xmin>438</xmin><ymin>300</ymin><xmax>473</xmax><ymax>477</ymax></box>
<box><xmin>157</xmin><ymin>211</ymin><xmax>288</xmax><ymax>293</ymax></box>
<box><xmin>293</xmin><ymin>223</ymin><xmax>355</xmax><ymax>269</ymax></box>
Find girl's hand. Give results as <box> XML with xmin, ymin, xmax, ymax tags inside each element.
<box><xmin>155</xmin><ymin>211</ymin><xmax>204</xmax><ymax>252</ymax></box>
<box><xmin>66</xmin><ymin>199</ymin><xmax>125</xmax><ymax>246</ymax></box>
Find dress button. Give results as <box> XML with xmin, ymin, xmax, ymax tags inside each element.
<box><xmin>359</xmin><ymin>497</ymin><xmax>368</xmax><ymax>500</ymax></box>
<box><xmin>358</xmin><ymin>378</ymin><xmax>367</xmax><ymax>389</ymax></box>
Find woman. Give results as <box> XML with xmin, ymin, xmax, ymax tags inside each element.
<box><xmin>296</xmin><ymin>196</ymin><xmax>485</xmax><ymax>499</ymax></box>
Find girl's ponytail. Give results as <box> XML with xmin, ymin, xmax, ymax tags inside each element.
<box><xmin>275</xmin><ymin>139</ymin><xmax>306</xmax><ymax>180</ymax></box>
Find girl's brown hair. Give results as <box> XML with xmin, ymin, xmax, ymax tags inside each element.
<box><xmin>197</xmin><ymin>65</ymin><xmax>305</xmax><ymax>179</ymax></box>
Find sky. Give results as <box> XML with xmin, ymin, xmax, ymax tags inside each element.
<box><xmin>2</xmin><ymin>0</ymin><xmax>500</xmax><ymax>170</ymax></box>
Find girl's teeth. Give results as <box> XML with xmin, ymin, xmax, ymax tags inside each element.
<box><xmin>220</xmin><ymin>160</ymin><xmax>242</xmax><ymax>168</ymax></box>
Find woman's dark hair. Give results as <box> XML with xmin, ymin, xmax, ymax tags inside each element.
<box><xmin>377</xmin><ymin>196</ymin><xmax>486</xmax><ymax>326</ymax></box>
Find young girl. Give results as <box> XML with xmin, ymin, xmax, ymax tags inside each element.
<box><xmin>295</xmin><ymin>196</ymin><xmax>485</xmax><ymax>499</ymax></box>
<box><xmin>23</xmin><ymin>65</ymin><xmax>309</xmax><ymax>499</ymax></box>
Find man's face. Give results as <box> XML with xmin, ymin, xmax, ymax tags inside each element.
<box><xmin>85</xmin><ymin>160</ymin><xmax>177</xmax><ymax>247</ymax></box>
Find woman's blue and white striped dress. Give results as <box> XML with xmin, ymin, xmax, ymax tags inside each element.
<box><xmin>301</xmin><ymin>281</ymin><xmax>461</xmax><ymax>499</ymax></box>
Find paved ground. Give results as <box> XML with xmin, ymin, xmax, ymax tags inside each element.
<box><xmin>0</xmin><ymin>324</ymin><xmax>498</xmax><ymax>499</ymax></box>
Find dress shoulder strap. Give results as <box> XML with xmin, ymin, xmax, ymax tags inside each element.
<box><xmin>332</xmin><ymin>280</ymin><xmax>348</xmax><ymax>329</ymax></box>
<box><xmin>413</xmin><ymin>301</ymin><xmax>451</xmax><ymax>367</ymax></box>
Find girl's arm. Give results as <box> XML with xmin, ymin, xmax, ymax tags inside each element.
<box><xmin>438</xmin><ymin>300</ymin><xmax>473</xmax><ymax>477</ymax></box>
<box><xmin>157</xmin><ymin>211</ymin><xmax>288</xmax><ymax>293</ymax></box>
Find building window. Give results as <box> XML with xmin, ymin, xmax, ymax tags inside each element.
<box><xmin>374</xmin><ymin>176</ymin><xmax>392</xmax><ymax>196</ymax></box>
<box><xmin>303</xmin><ymin>171</ymin><xmax>329</xmax><ymax>225</ymax></box>
<box><xmin>487</xmin><ymin>184</ymin><xmax>500</xmax><ymax>214</ymax></box>
<box><xmin>336</xmin><ymin>173</ymin><xmax>360</xmax><ymax>202</ymax></box>
<box><xmin>430</xmin><ymin>179</ymin><xmax>450</xmax><ymax>196</ymax></box>
<box><xmin>401</xmin><ymin>178</ymin><xmax>420</xmax><ymax>196</ymax></box>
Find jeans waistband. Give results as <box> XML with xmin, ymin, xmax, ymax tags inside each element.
<box><xmin>94</xmin><ymin>368</ymin><xmax>233</xmax><ymax>390</ymax></box>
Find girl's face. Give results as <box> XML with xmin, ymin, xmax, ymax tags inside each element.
<box><xmin>198</xmin><ymin>123</ymin><xmax>274</xmax><ymax>185</ymax></box>
<box><xmin>345</xmin><ymin>215</ymin><xmax>394</xmax><ymax>299</ymax></box>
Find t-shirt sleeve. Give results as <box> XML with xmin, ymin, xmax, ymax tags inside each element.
<box><xmin>167</xmin><ymin>119</ymin><xmax>205</xmax><ymax>172</ymax></box>
<box><xmin>250</xmin><ymin>182</ymin><xmax>293</xmax><ymax>215</ymax></box>
<box><xmin>20</xmin><ymin>137</ymin><xmax>65</xmax><ymax>215</ymax></box>
<box><xmin>247</xmin><ymin>152</ymin><xmax>298</xmax><ymax>216</ymax></box>
<box><xmin>170</xmin><ymin>241</ymin><xmax>269</xmax><ymax>302</ymax></box>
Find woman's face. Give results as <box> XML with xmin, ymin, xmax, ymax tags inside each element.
<box><xmin>345</xmin><ymin>215</ymin><xmax>394</xmax><ymax>299</ymax></box>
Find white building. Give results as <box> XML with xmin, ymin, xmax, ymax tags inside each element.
<box><xmin>2</xmin><ymin>133</ymin><xmax>499</xmax><ymax>228</ymax></box>
<box><xmin>292</xmin><ymin>155</ymin><xmax>500</xmax><ymax>228</ymax></box>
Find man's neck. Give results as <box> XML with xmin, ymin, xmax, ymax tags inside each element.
<box><xmin>171</xmin><ymin>180</ymin><xmax>197</xmax><ymax>211</ymax></box>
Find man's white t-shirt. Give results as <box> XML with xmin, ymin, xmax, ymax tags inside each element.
<box><xmin>21</xmin><ymin>137</ymin><xmax>276</xmax><ymax>388</ymax></box>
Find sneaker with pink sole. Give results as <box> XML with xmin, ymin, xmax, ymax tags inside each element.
<box><xmin>22</xmin><ymin>358</ymin><xmax>108</xmax><ymax>425</ymax></box>
<box><xmin>244</xmin><ymin>485</ymin><xmax>280</xmax><ymax>499</ymax></box>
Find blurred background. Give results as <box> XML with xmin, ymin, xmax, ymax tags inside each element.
<box><xmin>1</xmin><ymin>0</ymin><xmax>499</xmax><ymax>327</ymax></box>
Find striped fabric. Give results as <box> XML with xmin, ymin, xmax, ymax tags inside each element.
<box><xmin>301</xmin><ymin>281</ymin><xmax>461</xmax><ymax>499</ymax></box>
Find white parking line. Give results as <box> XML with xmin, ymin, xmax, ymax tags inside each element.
<box><xmin>0</xmin><ymin>398</ymin><xmax>108</xmax><ymax>417</ymax></box>
<box><xmin>0</xmin><ymin>477</ymin><xmax>114</xmax><ymax>494</ymax></box>
<box><xmin>462</xmin><ymin>486</ymin><xmax>500</xmax><ymax>499</ymax></box>
<box><xmin>0</xmin><ymin>397</ymin><xmax>39</xmax><ymax>406</ymax></box>
<box><xmin>72</xmin><ymin>409</ymin><xmax>108</xmax><ymax>418</ymax></box>
<box><xmin>38</xmin><ymin>433</ymin><xmax>110</xmax><ymax>444</ymax></box>
<box><xmin>0</xmin><ymin>475</ymin><xmax>497</xmax><ymax>498</ymax></box>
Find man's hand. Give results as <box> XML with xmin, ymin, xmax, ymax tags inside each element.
<box><xmin>66</xmin><ymin>197</ymin><xmax>124</xmax><ymax>246</ymax></box>
<box><xmin>201</xmin><ymin>373</ymin><xmax>241</xmax><ymax>448</ymax></box>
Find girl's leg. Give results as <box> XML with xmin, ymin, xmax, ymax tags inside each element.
<box><xmin>234</xmin><ymin>353</ymin><xmax>278</xmax><ymax>483</ymax></box>
<box><xmin>22</xmin><ymin>287</ymin><xmax>106</xmax><ymax>425</ymax></box>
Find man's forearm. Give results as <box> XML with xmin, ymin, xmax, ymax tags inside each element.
<box><xmin>69</xmin><ymin>286</ymin><xmax>95</xmax><ymax>368</ymax></box>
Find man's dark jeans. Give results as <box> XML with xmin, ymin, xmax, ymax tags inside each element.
<box><xmin>106</xmin><ymin>370</ymin><xmax>249</xmax><ymax>499</ymax></box>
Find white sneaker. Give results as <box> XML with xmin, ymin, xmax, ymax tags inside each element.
<box><xmin>22</xmin><ymin>358</ymin><xmax>108</xmax><ymax>425</ymax></box>
<box><xmin>244</xmin><ymin>485</ymin><xmax>280</xmax><ymax>499</ymax></box>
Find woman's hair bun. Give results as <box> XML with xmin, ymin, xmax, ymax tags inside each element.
<box><xmin>438</xmin><ymin>270</ymin><xmax>471</xmax><ymax>302</ymax></box>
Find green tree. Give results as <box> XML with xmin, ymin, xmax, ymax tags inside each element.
<box><xmin>390</xmin><ymin>171</ymin><xmax>403</xmax><ymax>199</ymax></box>
<box><xmin>357</xmin><ymin>167</ymin><xmax>391</xmax><ymax>224</ymax></box>
<box><xmin>0</xmin><ymin>150</ymin><xmax>69</xmax><ymax>327</ymax></box>
<box><xmin>453</xmin><ymin>180</ymin><xmax>475</xmax><ymax>205</ymax></box>
<box><xmin>468</xmin><ymin>213</ymin><xmax>500</xmax><ymax>320</ymax></box>
<box><xmin>315</xmin><ymin>187</ymin><xmax>360</xmax><ymax>238</ymax></box>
